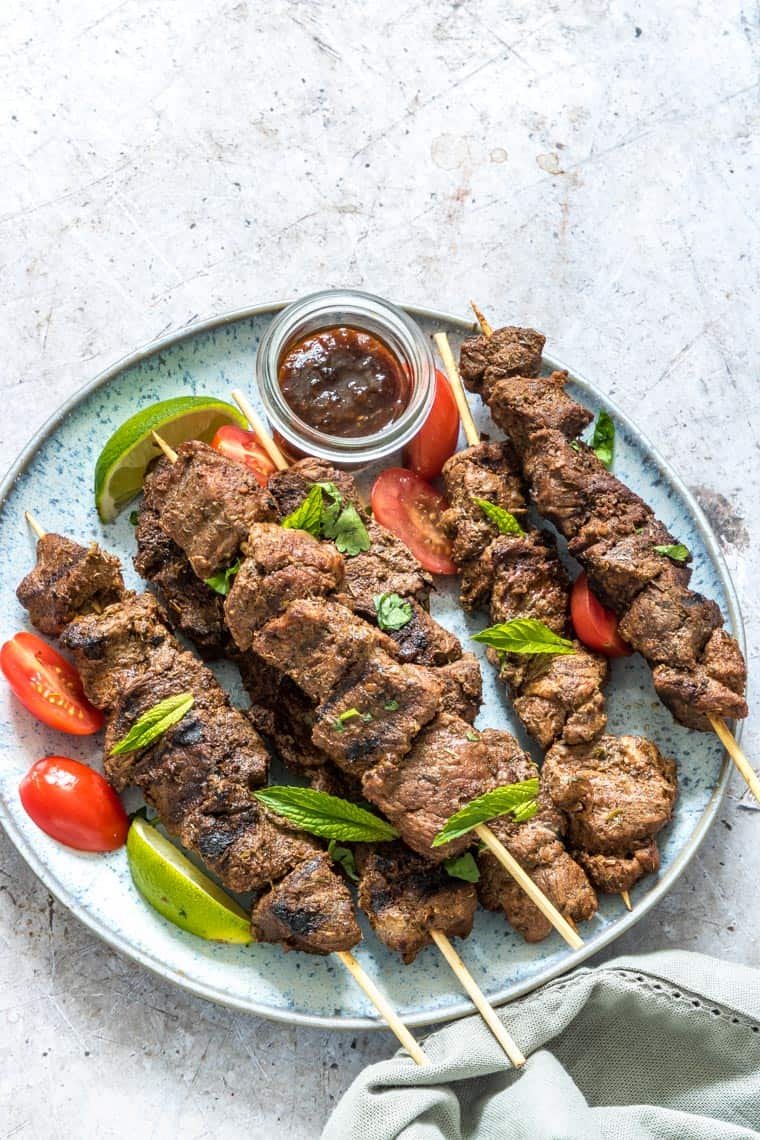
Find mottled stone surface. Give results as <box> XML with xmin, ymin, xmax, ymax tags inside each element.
<box><xmin>1</xmin><ymin>0</ymin><xmax>758</xmax><ymax>1135</ymax></box>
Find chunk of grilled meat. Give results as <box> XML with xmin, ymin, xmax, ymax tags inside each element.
<box><xmin>542</xmin><ymin>735</ymin><xmax>677</xmax><ymax>893</ymax></box>
<box><xmin>251</xmin><ymin>854</ymin><xmax>361</xmax><ymax>954</ymax></box>
<box><xmin>337</xmin><ymin>519</ymin><xmax>433</xmax><ymax>617</ymax></box>
<box><xmin>381</xmin><ymin>600</ymin><xmax>461</xmax><ymax>666</ymax></box>
<box><xmin>144</xmin><ymin>441</ymin><xmax>277</xmax><ymax>579</ymax></box>
<box><xmin>501</xmin><ymin>644</ymin><xmax>608</xmax><ymax>750</ymax></box>
<box><xmin>459</xmin><ymin>325</ymin><xmax>546</xmax><ymax>402</ymax></box>
<box><xmin>225</xmin><ymin>523</ymin><xmax>344</xmax><ymax>650</ymax></box>
<box><xmin>17</xmin><ymin>534</ymin><xmax>124</xmax><ymax>636</ymax></box>
<box><xmin>478</xmin><ymin>797</ymin><xmax>598</xmax><ymax>942</ymax></box>
<box><xmin>434</xmin><ymin>654</ymin><xmax>483</xmax><ymax>725</ymax></box>
<box><xmin>235</xmin><ymin>650</ymin><xmax>330</xmax><ymax>771</ymax></box>
<box><xmin>362</xmin><ymin>714</ymin><xmax>536</xmax><ymax>862</ymax></box>
<box><xmin>356</xmin><ymin>842</ymin><xmax>477</xmax><ymax>963</ymax></box>
<box><xmin>268</xmin><ymin>457</ymin><xmax>363</xmax><ymax>517</ymax></box>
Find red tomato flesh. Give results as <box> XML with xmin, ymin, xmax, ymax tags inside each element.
<box><xmin>570</xmin><ymin>573</ymin><xmax>632</xmax><ymax>658</ymax></box>
<box><xmin>402</xmin><ymin>369</ymin><xmax>460</xmax><ymax>481</ymax></box>
<box><xmin>371</xmin><ymin>468</ymin><xmax>456</xmax><ymax>575</ymax></box>
<box><xmin>1</xmin><ymin>633</ymin><xmax>103</xmax><ymax>734</ymax></box>
<box><xmin>211</xmin><ymin>424</ymin><xmax>276</xmax><ymax>487</ymax></box>
<box><xmin>19</xmin><ymin>756</ymin><xmax>128</xmax><ymax>852</ymax></box>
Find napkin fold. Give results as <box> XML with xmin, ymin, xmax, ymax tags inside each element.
<box><xmin>323</xmin><ymin>951</ymin><xmax>760</xmax><ymax>1139</ymax></box>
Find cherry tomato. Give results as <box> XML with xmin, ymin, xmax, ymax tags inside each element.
<box><xmin>211</xmin><ymin>424</ymin><xmax>275</xmax><ymax>487</ymax></box>
<box><xmin>19</xmin><ymin>756</ymin><xmax>128</xmax><ymax>851</ymax></box>
<box><xmin>570</xmin><ymin>573</ymin><xmax>632</xmax><ymax>658</ymax></box>
<box><xmin>371</xmin><ymin>468</ymin><xmax>456</xmax><ymax>575</ymax></box>
<box><xmin>1</xmin><ymin>633</ymin><xmax>103</xmax><ymax>734</ymax></box>
<box><xmin>402</xmin><ymin>369</ymin><xmax>460</xmax><ymax>480</ymax></box>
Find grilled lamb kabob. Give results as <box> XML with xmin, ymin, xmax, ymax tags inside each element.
<box><xmin>16</xmin><ymin>531</ymin><xmax>361</xmax><ymax>956</ymax></box>
<box><xmin>457</xmin><ymin>322</ymin><xmax>749</xmax><ymax>734</ymax></box>
<box><xmin>135</xmin><ymin>441</ymin><xmax>597</xmax><ymax>945</ymax></box>
<box><xmin>440</xmin><ymin>439</ymin><xmax>678</xmax><ymax>898</ymax></box>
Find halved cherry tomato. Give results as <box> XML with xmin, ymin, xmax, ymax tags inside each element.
<box><xmin>211</xmin><ymin>424</ymin><xmax>275</xmax><ymax>487</ymax></box>
<box><xmin>1</xmin><ymin>633</ymin><xmax>103</xmax><ymax>734</ymax></box>
<box><xmin>402</xmin><ymin>369</ymin><xmax>460</xmax><ymax>481</ymax></box>
<box><xmin>19</xmin><ymin>756</ymin><xmax>128</xmax><ymax>851</ymax></box>
<box><xmin>371</xmin><ymin>468</ymin><xmax>456</xmax><ymax>575</ymax></box>
<box><xmin>570</xmin><ymin>573</ymin><xmax>632</xmax><ymax>658</ymax></box>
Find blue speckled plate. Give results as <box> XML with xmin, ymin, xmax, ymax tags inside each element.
<box><xmin>0</xmin><ymin>303</ymin><xmax>744</xmax><ymax>1030</ymax></box>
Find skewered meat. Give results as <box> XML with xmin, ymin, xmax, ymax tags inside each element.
<box><xmin>362</xmin><ymin>714</ymin><xmax>536</xmax><ymax>861</ymax></box>
<box><xmin>382</xmin><ymin>600</ymin><xmax>461</xmax><ymax>667</ymax></box>
<box><xmin>435</xmin><ymin>654</ymin><xmax>483</xmax><ymax>725</ymax></box>
<box><xmin>224</xmin><ymin>523</ymin><xmax>344</xmax><ymax>649</ymax></box>
<box><xmin>337</xmin><ymin>519</ymin><xmax>433</xmax><ymax>617</ymax></box>
<box><xmin>235</xmin><ymin>650</ymin><xmax>330</xmax><ymax>771</ymax></box>
<box><xmin>459</xmin><ymin>325</ymin><xmax>545</xmax><ymax>401</ymax></box>
<box><xmin>268</xmin><ymin>456</ymin><xmax>363</xmax><ymax>516</ymax></box>
<box><xmin>478</xmin><ymin>797</ymin><xmax>598</xmax><ymax>941</ymax></box>
<box><xmin>575</xmin><ymin>842</ymin><xmax>660</xmax><ymax>894</ymax></box>
<box><xmin>147</xmin><ymin>441</ymin><xmax>277</xmax><ymax>579</ymax></box>
<box><xmin>251</xmin><ymin>853</ymin><xmax>362</xmax><ymax>954</ymax></box>
<box><xmin>17</xmin><ymin>533</ymin><xmax>124</xmax><ymax>636</ymax></box>
<box><xmin>356</xmin><ymin>842</ymin><xmax>477</xmax><ymax>963</ymax></box>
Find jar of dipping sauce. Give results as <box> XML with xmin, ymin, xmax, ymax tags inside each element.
<box><xmin>256</xmin><ymin>289</ymin><xmax>435</xmax><ymax>466</ymax></box>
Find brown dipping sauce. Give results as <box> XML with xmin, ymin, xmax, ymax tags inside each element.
<box><xmin>277</xmin><ymin>326</ymin><xmax>411</xmax><ymax>438</ymax></box>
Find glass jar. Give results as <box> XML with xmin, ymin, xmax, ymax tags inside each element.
<box><xmin>256</xmin><ymin>289</ymin><xmax>435</xmax><ymax>466</ymax></box>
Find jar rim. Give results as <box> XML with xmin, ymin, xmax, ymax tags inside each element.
<box><xmin>256</xmin><ymin>289</ymin><xmax>435</xmax><ymax>465</ymax></box>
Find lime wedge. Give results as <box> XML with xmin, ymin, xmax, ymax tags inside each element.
<box><xmin>94</xmin><ymin>396</ymin><xmax>246</xmax><ymax>522</ymax></box>
<box><xmin>127</xmin><ymin>817</ymin><xmax>252</xmax><ymax>943</ymax></box>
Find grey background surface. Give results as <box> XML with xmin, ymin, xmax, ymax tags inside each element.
<box><xmin>1</xmin><ymin>1</ymin><xmax>758</xmax><ymax>1136</ymax></box>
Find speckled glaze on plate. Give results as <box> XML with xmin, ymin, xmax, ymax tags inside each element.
<box><xmin>0</xmin><ymin>302</ymin><xmax>744</xmax><ymax>1030</ymax></box>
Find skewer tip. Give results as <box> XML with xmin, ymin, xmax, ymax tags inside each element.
<box><xmin>24</xmin><ymin>511</ymin><xmax>46</xmax><ymax>539</ymax></box>
<box><xmin>151</xmin><ymin>431</ymin><xmax>178</xmax><ymax>464</ymax></box>
<box><xmin>621</xmin><ymin>890</ymin><xmax>633</xmax><ymax>912</ymax></box>
<box><xmin>470</xmin><ymin>301</ymin><xmax>493</xmax><ymax>339</ymax></box>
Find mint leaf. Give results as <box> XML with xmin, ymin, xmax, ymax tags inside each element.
<box><xmin>653</xmin><ymin>543</ymin><xmax>690</xmax><ymax>564</ymax></box>
<box><xmin>204</xmin><ymin>559</ymin><xmax>241</xmax><ymax>596</ymax></box>
<box><xmin>474</xmin><ymin>498</ymin><xmax>524</xmax><ymax>536</ymax></box>
<box><xmin>253</xmin><ymin>786</ymin><xmax>399</xmax><ymax>842</ymax></box>
<box><xmin>129</xmin><ymin>510</ymin><xmax>140</xmax><ymax>526</ymax></box>
<box><xmin>444</xmin><ymin>852</ymin><xmax>480</xmax><ymax>883</ymax></box>
<box><xmin>282</xmin><ymin>484</ymin><xmax>323</xmax><ymax>535</ymax></box>
<box><xmin>374</xmin><ymin>592</ymin><xmax>413</xmax><ymax>632</ymax></box>
<box><xmin>432</xmin><ymin>779</ymin><xmax>540</xmax><ymax>847</ymax></box>
<box><xmin>472</xmin><ymin>618</ymin><xmax>575</xmax><ymax>656</ymax></box>
<box><xmin>282</xmin><ymin>482</ymin><xmax>370</xmax><ymax>556</ymax></box>
<box><xmin>328</xmin><ymin>839</ymin><xmax>359</xmax><ymax>881</ymax></box>
<box><xmin>591</xmin><ymin>411</ymin><xmax>615</xmax><ymax>468</ymax></box>
<box><xmin>110</xmin><ymin>692</ymin><xmax>194</xmax><ymax>757</ymax></box>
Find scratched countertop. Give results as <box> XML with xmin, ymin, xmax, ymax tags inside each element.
<box><xmin>1</xmin><ymin>1</ymin><xmax>758</xmax><ymax>1136</ymax></box>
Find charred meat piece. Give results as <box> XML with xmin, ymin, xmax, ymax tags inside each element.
<box><xmin>236</xmin><ymin>650</ymin><xmax>330</xmax><ymax>771</ymax></box>
<box><xmin>383</xmin><ymin>600</ymin><xmax>462</xmax><ymax>667</ymax></box>
<box><xmin>575</xmin><ymin>842</ymin><xmax>660</xmax><ymax>894</ymax></box>
<box><xmin>542</xmin><ymin>735</ymin><xmax>677</xmax><ymax>858</ymax></box>
<box><xmin>652</xmin><ymin>625</ymin><xmax>750</xmax><ymax>730</ymax></box>
<box><xmin>489</xmin><ymin>531</ymin><xmax>571</xmax><ymax>634</ymax></box>
<box><xmin>338</xmin><ymin>519</ymin><xmax>433</xmax><ymax>617</ymax></box>
<box><xmin>268</xmin><ymin>457</ymin><xmax>363</xmax><ymax>518</ymax></box>
<box><xmin>501</xmin><ymin>642</ymin><xmax>608</xmax><ymax>750</ymax></box>
<box><xmin>478</xmin><ymin>798</ymin><xmax>597</xmax><ymax>942</ymax></box>
<box><xmin>144</xmin><ymin>442</ymin><xmax>277</xmax><ymax>579</ymax></box>
<box><xmin>308</xmin><ymin>763</ymin><xmax>364</xmax><ymax>802</ymax></box>
<box><xmin>251</xmin><ymin>598</ymin><xmax>397</xmax><ymax>702</ymax></box>
<box><xmin>459</xmin><ymin>326</ymin><xmax>546</xmax><ymax>402</ymax></box>
<box><xmin>251</xmin><ymin>853</ymin><xmax>361</xmax><ymax>954</ymax></box>
<box><xmin>487</xmin><ymin>372</ymin><xmax>593</xmax><ymax>453</ymax></box>
<box><xmin>225</xmin><ymin>523</ymin><xmax>344</xmax><ymax>650</ymax></box>
<box><xmin>434</xmin><ymin>654</ymin><xmax>483</xmax><ymax>724</ymax></box>
<box><xmin>134</xmin><ymin>504</ymin><xmax>228</xmax><ymax>658</ymax></box>
<box><xmin>356</xmin><ymin>842</ymin><xmax>477</xmax><ymax>963</ymax></box>
<box><xmin>579</xmin><ymin>518</ymin><xmax>688</xmax><ymax>611</ymax></box>
<box><xmin>617</xmin><ymin>567</ymin><xmax>722</xmax><ymax>667</ymax></box>
<box><xmin>313</xmin><ymin>653</ymin><xmax>442</xmax><ymax>777</ymax></box>
<box><xmin>17</xmin><ymin>534</ymin><xmax>124</xmax><ymax>636</ymax></box>
<box><xmin>363</xmin><ymin>714</ymin><xmax>537</xmax><ymax>861</ymax></box>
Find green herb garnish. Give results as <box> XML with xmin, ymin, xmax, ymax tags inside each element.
<box><xmin>591</xmin><ymin>410</ymin><xmax>615</xmax><ymax>468</ymax></box>
<box><xmin>444</xmin><ymin>852</ymin><xmax>481</xmax><ymax>883</ymax></box>
<box><xmin>432</xmin><ymin>779</ymin><xmax>540</xmax><ymax>847</ymax></box>
<box><xmin>129</xmin><ymin>510</ymin><xmax>140</xmax><ymax>526</ymax></box>
<box><xmin>472</xmin><ymin>618</ymin><xmax>575</xmax><ymax>656</ymax></box>
<box><xmin>374</xmin><ymin>592</ymin><xmax>413</xmax><ymax>632</ymax></box>
<box><xmin>282</xmin><ymin>483</ymin><xmax>370</xmax><ymax>556</ymax></box>
<box><xmin>384</xmin><ymin>699</ymin><xmax>400</xmax><ymax>711</ymax></box>
<box><xmin>281</xmin><ymin>484</ymin><xmax>324</xmax><ymax>536</ymax></box>
<box><xmin>474</xmin><ymin>498</ymin><xmax>524</xmax><ymax>536</ymax></box>
<box><xmin>466</xmin><ymin>731</ymin><xmax>479</xmax><ymax>742</ymax></box>
<box><xmin>328</xmin><ymin>839</ymin><xmax>359</xmax><ymax>881</ymax></box>
<box><xmin>110</xmin><ymin>692</ymin><xmax>194</xmax><ymax>757</ymax></box>
<box><xmin>253</xmin><ymin>787</ymin><xmax>399</xmax><ymax>842</ymax></box>
<box><xmin>653</xmin><ymin>543</ymin><xmax>690</xmax><ymax>564</ymax></box>
<box><xmin>204</xmin><ymin>558</ymin><xmax>242</xmax><ymax>596</ymax></box>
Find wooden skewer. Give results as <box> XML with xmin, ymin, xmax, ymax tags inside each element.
<box><xmin>470</xmin><ymin>300</ymin><xmax>493</xmax><ymax>338</ymax></box>
<box><xmin>709</xmin><ymin>715</ymin><xmax>760</xmax><ymax>805</ymax></box>
<box><xmin>231</xmin><ymin>388</ymin><xmax>289</xmax><ymax>472</ymax></box>
<box><xmin>151</xmin><ymin>431</ymin><xmax>178</xmax><ymax>464</ymax></box>
<box><xmin>434</xmin><ymin>333</ymin><xmax>480</xmax><ymax>449</ymax></box>
<box><xmin>621</xmin><ymin>891</ymin><xmax>633</xmax><ymax>912</ymax></box>
<box><xmin>25</xmin><ymin>511</ymin><xmax>46</xmax><ymax>539</ymax></box>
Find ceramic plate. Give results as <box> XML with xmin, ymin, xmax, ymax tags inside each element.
<box><xmin>0</xmin><ymin>302</ymin><xmax>743</xmax><ymax>1029</ymax></box>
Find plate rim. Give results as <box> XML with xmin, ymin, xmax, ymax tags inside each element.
<box><xmin>0</xmin><ymin>298</ymin><xmax>744</xmax><ymax>1030</ymax></box>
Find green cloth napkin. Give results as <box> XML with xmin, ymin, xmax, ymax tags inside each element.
<box><xmin>323</xmin><ymin>952</ymin><xmax>760</xmax><ymax>1139</ymax></box>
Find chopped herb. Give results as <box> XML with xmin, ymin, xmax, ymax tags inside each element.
<box><xmin>281</xmin><ymin>484</ymin><xmax>324</xmax><ymax>536</ymax></box>
<box><xmin>330</xmin><ymin>503</ymin><xmax>371</xmax><ymax>556</ymax></box>
<box><xmin>282</xmin><ymin>483</ymin><xmax>370</xmax><ymax>556</ymax></box>
<box><xmin>128</xmin><ymin>510</ymin><xmax>140</xmax><ymax>526</ymax></box>
<box><xmin>591</xmin><ymin>410</ymin><xmax>615</xmax><ymax>468</ymax></box>
<box><xmin>466</xmin><ymin>731</ymin><xmax>479</xmax><ymax>742</ymax></box>
<box><xmin>474</xmin><ymin>498</ymin><xmax>524</xmax><ymax>536</ymax></box>
<box><xmin>253</xmin><ymin>786</ymin><xmax>399</xmax><ymax>842</ymax></box>
<box><xmin>606</xmin><ymin>808</ymin><xmax>624</xmax><ymax>823</ymax></box>
<box><xmin>333</xmin><ymin>720</ymin><xmax>346</xmax><ymax>734</ymax></box>
<box><xmin>374</xmin><ymin>592</ymin><xmax>413</xmax><ymax>632</ymax></box>
<box><xmin>110</xmin><ymin>692</ymin><xmax>194</xmax><ymax>757</ymax></box>
<box><xmin>444</xmin><ymin>852</ymin><xmax>481</xmax><ymax>883</ymax></box>
<box><xmin>473</xmin><ymin>618</ymin><xmax>575</xmax><ymax>656</ymax></box>
<box><xmin>338</xmin><ymin>708</ymin><xmax>362</xmax><ymax>723</ymax></box>
<box><xmin>361</xmin><ymin>712</ymin><xmax>374</xmax><ymax>723</ymax></box>
<box><xmin>570</xmin><ymin>440</ymin><xmax>582</xmax><ymax>453</ymax></box>
<box><xmin>204</xmin><ymin>559</ymin><xmax>241</xmax><ymax>596</ymax></box>
<box><xmin>328</xmin><ymin>840</ymin><xmax>359</xmax><ymax>881</ymax></box>
<box><xmin>384</xmin><ymin>699</ymin><xmax>400</xmax><ymax>711</ymax></box>
<box><xmin>654</xmin><ymin>543</ymin><xmax>690</xmax><ymax>564</ymax></box>
<box><xmin>433</xmin><ymin>779</ymin><xmax>540</xmax><ymax>847</ymax></box>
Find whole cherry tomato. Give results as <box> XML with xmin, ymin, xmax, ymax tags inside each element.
<box><xmin>19</xmin><ymin>756</ymin><xmax>128</xmax><ymax>852</ymax></box>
